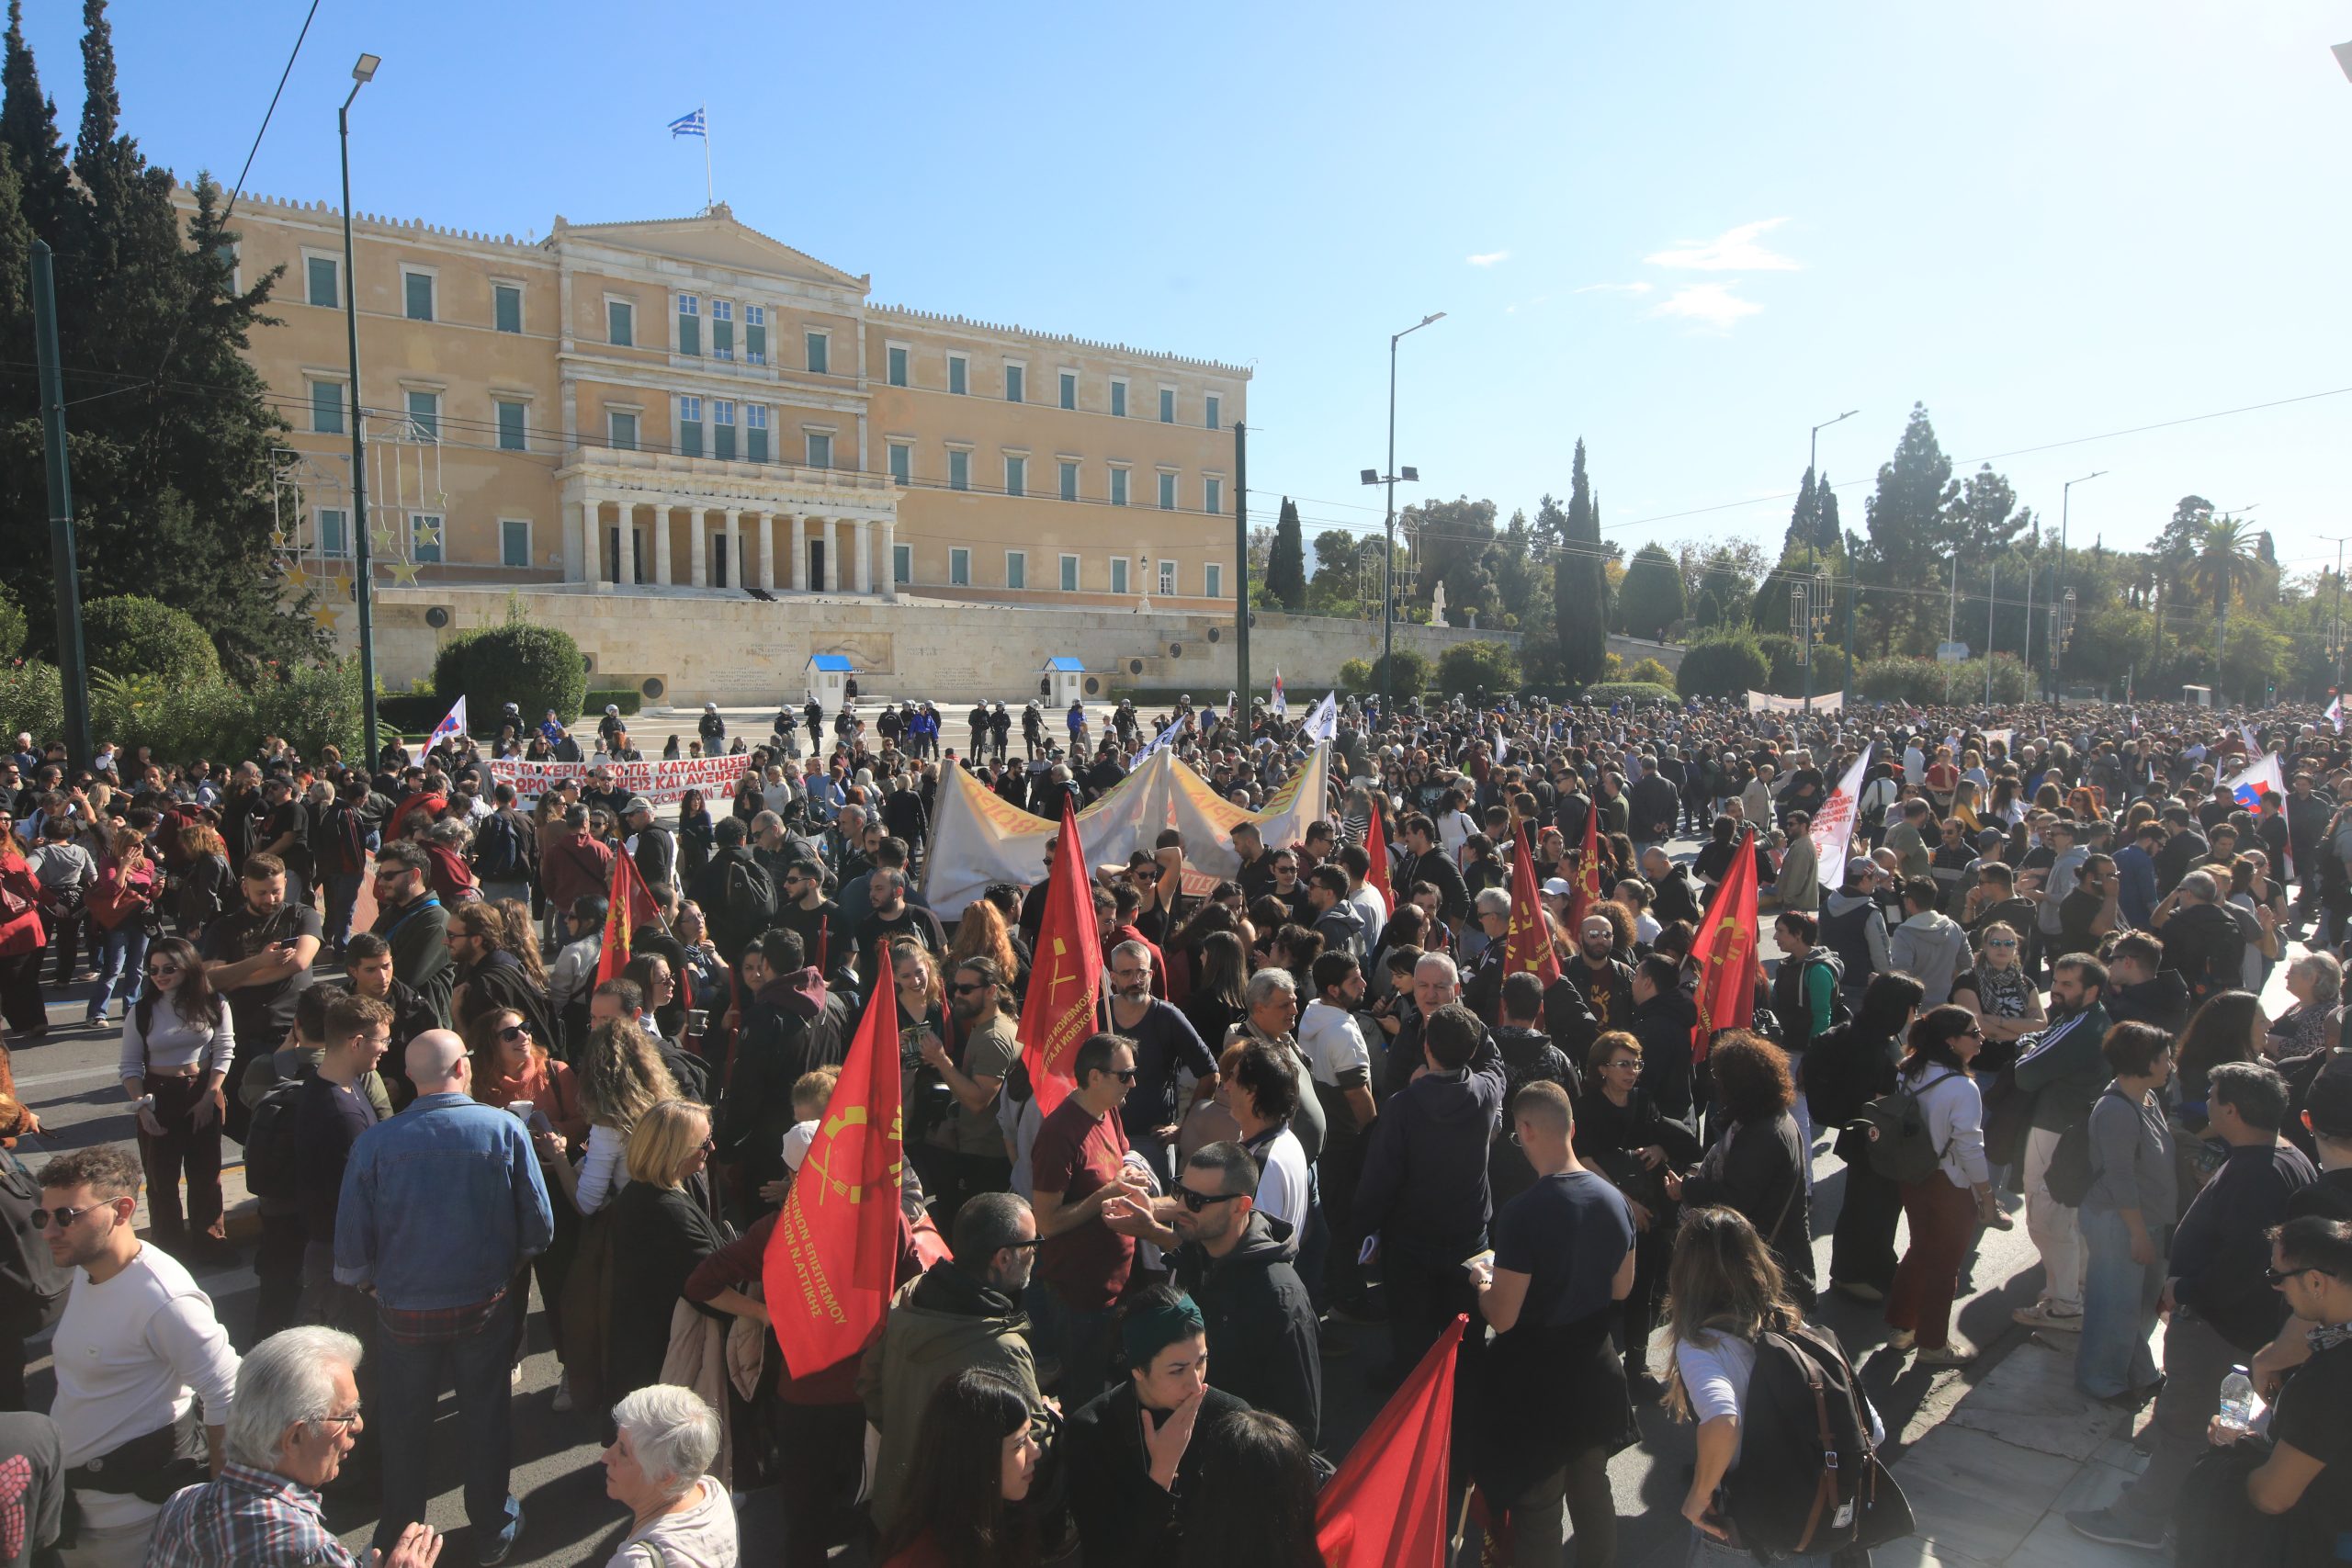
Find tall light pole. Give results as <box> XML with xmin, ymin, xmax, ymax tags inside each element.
<box><xmin>2052</xmin><ymin>469</ymin><xmax>2106</xmax><ymax>698</ymax></box>
<box><xmin>341</xmin><ymin>53</ymin><xmax>383</xmax><ymax>766</ymax></box>
<box><xmin>1363</xmin><ymin>311</ymin><xmax>1443</xmax><ymax>718</ymax></box>
<box><xmin>2322</xmin><ymin>532</ymin><xmax>2352</xmax><ymax>702</ymax></box>
<box><xmin>1802</xmin><ymin>410</ymin><xmax>1857</xmax><ymax>711</ymax></box>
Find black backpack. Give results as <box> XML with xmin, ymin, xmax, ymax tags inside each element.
<box><xmin>0</xmin><ymin>1151</ymin><xmax>67</xmax><ymax>1338</ymax></box>
<box><xmin>1860</xmin><ymin>1070</ymin><xmax>1961</xmax><ymax>1185</ymax></box>
<box><xmin>472</xmin><ymin>810</ymin><xmax>526</xmax><ymax>880</ymax></box>
<box><xmin>723</xmin><ymin>856</ymin><xmax>777</xmax><ymax>931</ymax></box>
<box><xmin>243</xmin><ymin>1072</ymin><xmax>311</xmax><ymax>1203</ymax></box>
<box><xmin>1722</xmin><ymin>1320</ymin><xmax>1912</xmax><ymax>1556</ymax></box>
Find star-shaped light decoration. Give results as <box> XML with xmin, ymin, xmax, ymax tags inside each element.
<box><xmin>373</xmin><ymin>526</ymin><xmax>400</xmax><ymax>555</ymax></box>
<box><xmin>269</xmin><ymin>528</ymin><xmax>288</xmax><ymax>550</ymax></box>
<box><xmin>388</xmin><ymin>558</ymin><xmax>421</xmax><ymax>586</ymax></box>
<box><xmin>331</xmin><ymin>571</ymin><xmax>354</xmax><ymax>600</ymax></box>
<box><xmin>311</xmin><ymin>602</ymin><xmax>341</xmax><ymax>629</ymax></box>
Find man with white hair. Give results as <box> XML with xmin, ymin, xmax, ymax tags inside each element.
<box><xmin>147</xmin><ymin>1327</ymin><xmax>442</xmax><ymax>1567</ymax></box>
<box><xmin>336</xmin><ymin>1031</ymin><xmax>551</xmax><ymax>1565</ymax></box>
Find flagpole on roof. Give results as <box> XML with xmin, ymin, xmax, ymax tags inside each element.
<box><xmin>701</xmin><ymin>105</ymin><xmax>713</xmax><ymax>213</ymax></box>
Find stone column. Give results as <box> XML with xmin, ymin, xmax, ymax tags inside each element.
<box><xmin>726</xmin><ymin>510</ymin><xmax>743</xmax><ymax>591</ymax></box>
<box><xmin>608</xmin><ymin>500</ymin><xmax>628</xmax><ymax>584</ymax></box>
<box><xmin>566</xmin><ymin>494</ymin><xmax>589</xmax><ymax>583</ymax></box>
<box><xmin>690</xmin><ymin>509</ymin><xmax>708</xmax><ymax>588</ymax></box>
<box><xmin>760</xmin><ymin>513</ymin><xmax>778</xmax><ymax>591</ymax></box>
<box><xmin>879</xmin><ymin>519</ymin><xmax>898</xmax><ymax>602</ymax></box>
<box><xmin>650</xmin><ymin>502</ymin><xmax>673</xmax><ymax>586</ymax></box>
<box><xmin>853</xmin><ymin>519</ymin><xmax>872</xmax><ymax>594</ymax></box>
<box><xmin>791</xmin><ymin>514</ymin><xmax>808</xmax><ymax>592</ymax></box>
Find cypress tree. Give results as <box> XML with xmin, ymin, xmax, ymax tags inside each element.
<box><xmin>1265</xmin><ymin>496</ymin><xmax>1307</xmax><ymax>610</ymax></box>
<box><xmin>0</xmin><ymin>0</ymin><xmax>78</xmax><ymax>243</ymax></box>
<box><xmin>1555</xmin><ymin>439</ymin><xmax>1609</xmax><ymax>683</ymax></box>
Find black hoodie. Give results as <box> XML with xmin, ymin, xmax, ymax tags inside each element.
<box><xmin>718</xmin><ymin>967</ymin><xmax>849</xmax><ymax>1193</ymax></box>
<box><xmin>2106</xmin><ymin>969</ymin><xmax>2192</xmax><ymax>1038</ymax></box>
<box><xmin>1171</xmin><ymin>1212</ymin><xmax>1321</xmax><ymax>1446</ymax></box>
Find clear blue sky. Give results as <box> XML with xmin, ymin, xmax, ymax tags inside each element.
<box><xmin>29</xmin><ymin>2</ymin><xmax>2352</xmax><ymax>576</ymax></box>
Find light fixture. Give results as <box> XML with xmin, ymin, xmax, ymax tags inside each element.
<box><xmin>353</xmin><ymin>53</ymin><xmax>381</xmax><ymax>83</ymax></box>
<box><xmin>1399</xmin><ymin>466</ymin><xmax>1419</xmax><ymax>482</ymax></box>
<box><xmin>1360</xmin><ymin>468</ymin><xmax>1379</xmax><ymax>486</ymax></box>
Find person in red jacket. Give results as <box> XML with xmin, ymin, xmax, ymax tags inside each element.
<box><xmin>0</xmin><ymin>832</ymin><xmax>46</xmax><ymax>1043</ymax></box>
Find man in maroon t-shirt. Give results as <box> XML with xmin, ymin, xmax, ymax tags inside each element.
<box><xmin>1030</xmin><ymin>1032</ymin><xmax>1147</xmax><ymax>1403</ymax></box>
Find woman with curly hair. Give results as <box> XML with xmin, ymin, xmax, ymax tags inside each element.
<box><xmin>1667</xmin><ymin>1032</ymin><xmax>1814</xmax><ymax>1302</ymax></box>
<box><xmin>945</xmin><ymin>897</ymin><xmax>1020</xmax><ymax>998</ymax></box>
<box><xmin>547</xmin><ymin>1019</ymin><xmax>681</xmax><ymax>1216</ymax></box>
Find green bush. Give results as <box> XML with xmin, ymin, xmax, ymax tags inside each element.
<box><xmin>90</xmin><ymin>658</ymin><xmax>366</xmax><ymax>763</ymax></box>
<box><xmin>1676</xmin><ymin>635</ymin><xmax>1771</xmax><ymax>698</ymax></box>
<box><xmin>433</xmin><ymin>620</ymin><xmax>589</xmax><ymax>725</ymax></box>
<box><xmin>1366</xmin><ymin>648</ymin><xmax>1431</xmax><ymax>697</ymax></box>
<box><xmin>0</xmin><ymin>660</ymin><xmax>62</xmax><ymax>743</ymax></box>
<box><xmin>1436</xmin><ymin>639</ymin><xmax>1522</xmax><ymax>696</ymax></box>
<box><xmin>1858</xmin><ymin>654</ymin><xmax>2030</xmax><ymax>705</ymax></box>
<box><xmin>583</xmin><ymin>689</ymin><xmax>643</xmax><ymax>718</ymax></box>
<box><xmin>1337</xmin><ymin>659</ymin><xmax>1374</xmax><ymax>694</ymax></box>
<box><xmin>1756</xmin><ymin>634</ymin><xmax>1852</xmax><ymax>695</ymax></box>
<box><xmin>0</xmin><ymin>588</ymin><xmax>25</xmax><ymax>661</ymax></box>
<box><xmin>1625</xmin><ymin>657</ymin><xmax>1674</xmax><ymax>686</ymax></box>
<box><xmin>1583</xmin><ymin>681</ymin><xmax>1679</xmax><ymax>705</ymax></box>
<box><xmin>83</xmin><ymin>594</ymin><xmax>220</xmax><ymax>685</ymax></box>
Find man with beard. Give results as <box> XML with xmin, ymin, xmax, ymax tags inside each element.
<box><xmin>442</xmin><ymin>900</ymin><xmax>556</xmax><ymax>1050</ymax></box>
<box><xmin>365</xmin><ymin>840</ymin><xmax>452</xmax><ymax>1027</ymax></box>
<box><xmin>775</xmin><ymin>858</ymin><xmax>851</xmax><ymax>982</ymax></box>
<box><xmin>2010</xmin><ymin>953</ymin><xmax>2115</xmax><ymax>1335</ymax></box>
<box><xmin>1568</xmin><ymin>912</ymin><xmax>1636</xmax><ymax>1034</ymax></box>
<box><xmin>1639</xmin><ymin>846</ymin><xmax>1705</xmax><ymax>928</ymax></box>
<box><xmin>1628</xmin><ymin>954</ymin><xmax>1699</xmax><ymax>1124</ymax></box>
<box><xmin>199</xmin><ymin>852</ymin><xmax>323</xmax><ymax>1135</ymax></box>
<box><xmin>855</xmin><ymin>867</ymin><xmax>945</xmax><ymax>986</ymax></box>
<box><xmin>916</xmin><ymin>956</ymin><xmax>1023</xmax><ymax>1226</ymax></box>
<box><xmin>343</xmin><ymin>932</ymin><xmax>438</xmax><ymax>1109</ymax></box>
<box><xmin>1160</xmin><ymin>1141</ymin><xmax>1320</xmax><ymax>1445</ymax></box>
<box><xmin>1102</xmin><ymin>941</ymin><xmax>1219</xmax><ymax>1186</ymax></box>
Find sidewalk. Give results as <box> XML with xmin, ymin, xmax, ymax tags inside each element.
<box><xmin>1883</xmin><ymin>1326</ymin><xmax>2163</xmax><ymax>1568</ymax></box>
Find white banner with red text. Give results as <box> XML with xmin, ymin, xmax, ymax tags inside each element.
<box><xmin>486</xmin><ymin>754</ymin><xmax>750</xmax><ymax>806</ymax></box>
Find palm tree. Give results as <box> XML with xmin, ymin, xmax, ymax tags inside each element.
<box><xmin>2188</xmin><ymin>513</ymin><xmax>2259</xmax><ymax>693</ymax></box>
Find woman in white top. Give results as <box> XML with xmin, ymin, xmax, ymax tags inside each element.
<box><xmin>542</xmin><ymin>1019</ymin><xmax>682</xmax><ymax>1215</ymax></box>
<box><xmin>1666</xmin><ymin>1205</ymin><xmax>1859</xmax><ymax>1568</ymax></box>
<box><xmin>117</xmin><ymin>935</ymin><xmax>236</xmax><ymax>1253</ymax></box>
<box><xmin>601</xmin><ymin>1383</ymin><xmax>739</xmax><ymax>1567</ymax></box>
<box><xmin>1883</xmin><ymin>1006</ymin><xmax>2008</xmax><ymax>1367</ymax></box>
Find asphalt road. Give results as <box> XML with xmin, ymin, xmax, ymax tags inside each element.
<box><xmin>8</xmin><ymin>821</ymin><xmax>2137</xmax><ymax>1566</ymax></box>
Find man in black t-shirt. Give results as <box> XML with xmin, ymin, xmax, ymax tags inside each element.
<box><xmin>294</xmin><ymin>993</ymin><xmax>391</xmax><ymax>1329</ymax></box>
<box><xmin>2208</xmin><ymin>1217</ymin><xmax>2352</xmax><ymax>1564</ymax></box>
<box><xmin>198</xmin><ymin>852</ymin><xmax>322</xmax><ymax>1129</ymax></box>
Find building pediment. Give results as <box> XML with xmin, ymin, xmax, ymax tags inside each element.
<box><xmin>554</xmin><ymin>204</ymin><xmax>868</xmax><ymax>294</ymax></box>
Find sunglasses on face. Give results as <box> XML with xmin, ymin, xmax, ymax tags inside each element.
<box><xmin>950</xmin><ymin>981</ymin><xmax>989</xmax><ymax>996</ymax></box>
<box><xmin>31</xmin><ymin>1199</ymin><xmax>116</xmax><ymax>1231</ymax></box>
<box><xmin>146</xmin><ymin>963</ymin><xmax>182</xmax><ymax>978</ymax></box>
<box><xmin>1986</xmin><ymin>939</ymin><xmax>2019</xmax><ymax>950</ymax></box>
<box><xmin>497</xmin><ymin>1023</ymin><xmax>532</xmax><ymax>1043</ymax></box>
<box><xmin>2267</xmin><ymin>1263</ymin><xmax>2340</xmax><ymax>1285</ymax></box>
<box><xmin>1176</xmin><ymin>1187</ymin><xmax>1242</xmax><ymax>1213</ymax></box>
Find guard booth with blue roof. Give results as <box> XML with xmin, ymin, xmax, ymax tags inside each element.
<box><xmin>807</xmin><ymin>653</ymin><xmax>855</xmax><ymax>714</ymax></box>
<box><xmin>1043</xmin><ymin>657</ymin><xmax>1086</xmax><ymax>707</ymax></box>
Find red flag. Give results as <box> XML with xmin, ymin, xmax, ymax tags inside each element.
<box><xmin>596</xmin><ymin>849</ymin><xmax>663</xmax><ymax>986</ymax></box>
<box><xmin>764</xmin><ymin>979</ymin><xmax>904</xmax><ymax>1379</ymax></box>
<box><xmin>1363</xmin><ymin>807</ymin><xmax>1395</xmax><ymax>916</ymax></box>
<box><xmin>1316</xmin><ymin>1314</ymin><xmax>1465</xmax><ymax>1568</ymax></box>
<box><xmin>1567</xmin><ymin>790</ymin><xmax>1601</xmax><ymax>934</ymax></box>
<box><xmin>1503</xmin><ymin>822</ymin><xmax>1561</xmax><ymax>987</ymax></box>
<box><xmin>1016</xmin><ymin>795</ymin><xmax>1102</xmax><ymax>1120</ymax></box>
<box><xmin>1689</xmin><ymin>826</ymin><xmax>1761</xmax><ymax>1062</ymax></box>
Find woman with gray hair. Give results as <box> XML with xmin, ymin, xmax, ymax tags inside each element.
<box><xmin>601</xmin><ymin>1383</ymin><xmax>737</xmax><ymax>1567</ymax></box>
<box><xmin>2267</xmin><ymin>949</ymin><xmax>2342</xmax><ymax>1061</ymax></box>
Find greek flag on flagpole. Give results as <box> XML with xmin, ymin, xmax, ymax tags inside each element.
<box><xmin>428</xmin><ymin>695</ymin><xmax>468</xmax><ymax>746</ymax></box>
<box><xmin>668</xmin><ymin>107</ymin><xmax>707</xmax><ymax>138</ymax></box>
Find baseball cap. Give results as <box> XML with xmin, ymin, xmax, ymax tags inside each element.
<box><xmin>1541</xmin><ymin>877</ymin><xmax>1574</xmax><ymax>898</ymax></box>
<box><xmin>1846</xmin><ymin>857</ymin><xmax>1877</xmax><ymax>882</ymax></box>
<box><xmin>621</xmin><ymin>795</ymin><xmax>653</xmax><ymax>816</ymax></box>
<box><xmin>2304</xmin><ymin>1069</ymin><xmax>2352</xmax><ymax>1142</ymax></box>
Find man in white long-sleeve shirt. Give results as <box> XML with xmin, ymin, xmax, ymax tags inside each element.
<box><xmin>40</xmin><ymin>1144</ymin><xmax>238</xmax><ymax>1567</ymax></box>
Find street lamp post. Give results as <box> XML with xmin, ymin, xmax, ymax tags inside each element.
<box><xmin>2322</xmin><ymin>533</ymin><xmax>2352</xmax><ymax>703</ymax></box>
<box><xmin>1803</xmin><ymin>410</ymin><xmax>1857</xmax><ymax>711</ymax></box>
<box><xmin>2052</xmin><ymin>469</ymin><xmax>2107</xmax><ymax>699</ymax></box>
<box><xmin>1363</xmin><ymin>312</ymin><xmax>1443</xmax><ymax>719</ymax></box>
<box><xmin>340</xmin><ymin>53</ymin><xmax>383</xmax><ymax>766</ymax></box>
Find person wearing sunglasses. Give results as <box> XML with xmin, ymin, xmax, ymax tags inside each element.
<box><xmin>1881</xmin><ymin>1005</ymin><xmax>2006</xmax><ymax>1368</ymax></box>
<box><xmin>37</xmin><ymin>1144</ymin><xmax>239</xmax><ymax>1564</ymax></box>
<box><xmin>118</xmin><ymin>935</ymin><xmax>236</xmax><ymax>1264</ymax></box>
<box><xmin>1029</xmin><ymin>1032</ymin><xmax>1151</xmax><ymax>1406</ymax></box>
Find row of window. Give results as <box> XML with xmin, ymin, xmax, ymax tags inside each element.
<box><xmin>883</xmin><ymin>441</ymin><xmax>1224</xmax><ymax>512</ymax></box>
<box><xmin>881</xmin><ymin>344</ymin><xmax>1221</xmax><ymax>427</ymax></box>
<box><xmin>305</xmin><ymin>254</ymin><xmax>527</xmax><ymax>336</ymax></box>
<box><xmin>309</xmin><ymin>507</ymin><xmax>533</xmax><ymax>569</ymax></box>
<box><xmin>931</xmin><ymin>549</ymin><xmax>1221</xmax><ymax>598</ymax></box>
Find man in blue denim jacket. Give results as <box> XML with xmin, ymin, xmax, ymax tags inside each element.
<box><xmin>335</xmin><ymin>1030</ymin><xmax>552</xmax><ymax>1566</ymax></box>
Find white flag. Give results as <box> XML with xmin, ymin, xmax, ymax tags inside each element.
<box><xmin>2328</xmin><ymin>695</ymin><xmax>2343</xmax><ymax>735</ymax></box>
<box><xmin>1813</xmin><ymin>744</ymin><xmax>1872</xmax><ymax>889</ymax></box>
<box><xmin>429</xmin><ymin>695</ymin><xmax>468</xmax><ymax>746</ymax></box>
<box><xmin>1301</xmin><ymin>692</ymin><xmax>1340</xmax><ymax>744</ymax></box>
<box><xmin>1271</xmin><ymin>668</ymin><xmax>1287</xmax><ymax>718</ymax></box>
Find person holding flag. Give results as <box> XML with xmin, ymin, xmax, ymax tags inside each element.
<box><xmin>428</xmin><ymin>694</ymin><xmax>469</xmax><ymax>750</ymax></box>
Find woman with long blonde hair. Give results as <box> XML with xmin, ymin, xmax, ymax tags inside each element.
<box><xmin>546</xmin><ymin>1019</ymin><xmax>681</xmax><ymax>1216</ymax></box>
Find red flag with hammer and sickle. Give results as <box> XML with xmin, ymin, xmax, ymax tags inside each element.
<box><xmin>764</xmin><ymin>977</ymin><xmax>904</xmax><ymax>1379</ymax></box>
<box><xmin>1016</xmin><ymin>795</ymin><xmax>1102</xmax><ymax>1120</ymax></box>
<box><xmin>1504</xmin><ymin>822</ymin><xmax>1562</xmax><ymax>987</ymax></box>
<box><xmin>1688</xmin><ymin>825</ymin><xmax>1761</xmax><ymax>1063</ymax></box>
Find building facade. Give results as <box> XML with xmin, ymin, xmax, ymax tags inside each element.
<box><xmin>186</xmin><ymin>189</ymin><xmax>1249</xmax><ymax>614</ymax></box>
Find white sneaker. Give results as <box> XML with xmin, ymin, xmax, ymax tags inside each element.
<box><xmin>2013</xmin><ymin>1303</ymin><xmax>2082</xmax><ymax>1331</ymax></box>
<box><xmin>1917</xmin><ymin>1338</ymin><xmax>1979</xmax><ymax>1367</ymax></box>
<box><xmin>509</xmin><ymin>1362</ymin><xmax>523</xmax><ymax>1390</ymax></box>
<box><xmin>550</xmin><ymin>1371</ymin><xmax>574</xmax><ymax>1413</ymax></box>
<box><xmin>1887</xmin><ymin>1328</ymin><xmax>1916</xmax><ymax>1351</ymax></box>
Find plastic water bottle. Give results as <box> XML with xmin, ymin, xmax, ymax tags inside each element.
<box><xmin>2216</xmin><ymin>1366</ymin><xmax>2258</xmax><ymax>1435</ymax></box>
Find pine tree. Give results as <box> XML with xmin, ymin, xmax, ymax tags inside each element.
<box><xmin>1265</xmin><ymin>496</ymin><xmax>1307</xmax><ymax>610</ymax></box>
<box><xmin>1618</xmin><ymin>544</ymin><xmax>1685</xmax><ymax>639</ymax></box>
<box><xmin>0</xmin><ymin>5</ymin><xmax>307</xmax><ymax>673</ymax></box>
<box><xmin>1862</xmin><ymin>403</ymin><xmax>1961</xmax><ymax>653</ymax></box>
<box><xmin>1783</xmin><ymin>468</ymin><xmax>1817</xmax><ymax>557</ymax></box>
<box><xmin>0</xmin><ymin>0</ymin><xmax>78</xmax><ymax>243</ymax></box>
<box><xmin>1555</xmin><ymin>440</ymin><xmax>1609</xmax><ymax>683</ymax></box>
<box><xmin>1815</xmin><ymin>473</ymin><xmax>1842</xmax><ymax>555</ymax></box>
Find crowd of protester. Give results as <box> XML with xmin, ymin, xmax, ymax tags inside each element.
<box><xmin>0</xmin><ymin>683</ymin><xmax>2343</xmax><ymax>1565</ymax></box>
